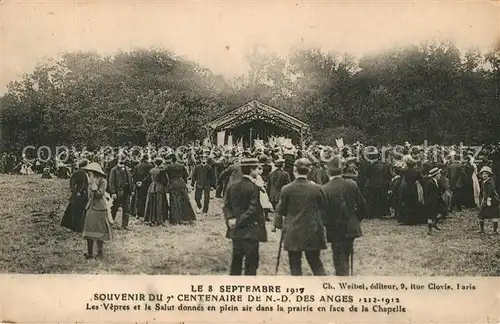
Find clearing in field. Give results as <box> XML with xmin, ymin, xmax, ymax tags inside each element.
<box><xmin>1</xmin><ymin>175</ymin><xmax>499</xmax><ymax>276</ymax></box>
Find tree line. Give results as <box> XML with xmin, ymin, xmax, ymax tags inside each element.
<box><xmin>1</xmin><ymin>40</ymin><xmax>499</xmax><ymax>153</ymax></box>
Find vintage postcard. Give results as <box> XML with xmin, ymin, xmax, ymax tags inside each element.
<box><xmin>1</xmin><ymin>1</ymin><xmax>499</xmax><ymax>323</ymax></box>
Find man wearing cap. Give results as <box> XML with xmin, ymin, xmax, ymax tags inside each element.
<box><xmin>275</xmin><ymin>158</ymin><xmax>327</xmax><ymax>276</ymax></box>
<box><xmin>423</xmin><ymin>168</ymin><xmax>445</xmax><ymax>235</ymax></box>
<box><xmin>191</xmin><ymin>155</ymin><xmax>216</xmax><ymax>217</ymax></box>
<box><xmin>267</xmin><ymin>157</ymin><xmax>291</xmax><ymax>212</ymax></box>
<box><xmin>223</xmin><ymin>158</ymin><xmax>267</xmax><ymax>275</ymax></box>
<box><xmin>108</xmin><ymin>153</ymin><xmax>134</xmax><ymax>230</ymax></box>
<box><xmin>322</xmin><ymin>155</ymin><xmax>367</xmax><ymax>276</ymax></box>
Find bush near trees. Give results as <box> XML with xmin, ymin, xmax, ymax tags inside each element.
<box><xmin>1</xmin><ymin>41</ymin><xmax>499</xmax><ymax>153</ymax></box>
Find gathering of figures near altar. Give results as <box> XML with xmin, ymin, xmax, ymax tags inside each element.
<box><xmin>5</xmin><ymin>139</ymin><xmax>499</xmax><ymax>275</ymax></box>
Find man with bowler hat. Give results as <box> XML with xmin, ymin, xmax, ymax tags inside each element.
<box><xmin>322</xmin><ymin>155</ymin><xmax>367</xmax><ymax>276</ymax></box>
<box><xmin>223</xmin><ymin>158</ymin><xmax>267</xmax><ymax>275</ymax></box>
<box><xmin>275</xmin><ymin>158</ymin><xmax>327</xmax><ymax>276</ymax></box>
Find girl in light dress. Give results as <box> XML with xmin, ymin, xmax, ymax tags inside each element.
<box><xmin>81</xmin><ymin>162</ymin><xmax>114</xmax><ymax>259</ymax></box>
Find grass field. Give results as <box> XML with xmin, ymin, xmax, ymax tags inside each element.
<box><xmin>1</xmin><ymin>175</ymin><xmax>499</xmax><ymax>276</ymax></box>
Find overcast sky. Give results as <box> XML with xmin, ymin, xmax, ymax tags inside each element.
<box><xmin>1</xmin><ymin>1</ymin><xmax>498</xmax><ymax>94</ymax></box>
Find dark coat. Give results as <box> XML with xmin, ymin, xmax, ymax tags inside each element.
<box><xmin>267</xmin><ymin>168</ymin><xmax>291</xmax><ymax>204</ymax></box>
<box><xmin>423</xmin><ymin>177</ymin><xmax>445</xmax><ymax>218</ymax></box>
<box><xmin>398</xmin><ymin>167</ymin><xmax>425</xmax><ymax>224</ymax></box>
<box><xmin>191</xmin><ymin>164</ymin><xmax>216</xmax><ymax>188</ymax></box>
<box><xmin>133</xmin><ymin>161</ymin><xmax>154</xmax><ymax>195</ymax></box>
<box><xmin>220</xmin><ymin>165</ymin><xmax>243</xmax><ymax>196</ymax></box>
<box><xmin>322</xmin><ymin>177</ymin><xmax>367</xmax><ymax>242</ymax></box>
<box><xmin>165</xmin><ymin>162</ymin><xmax>189</xmax><ymax>190</ymax></box>
<box><xmin>308</xmin><ymin>166</ymin><xmax>329</xmax><ymax>185</ymax></box>
<box><xmin>134</xmin><ymin>162</ymin><xmax>154</xmax><ymax>183</ymax></box>
<box><xmin>218</xmin><ymin>165</ymin><xmax>235</xmax><ymax>193</ymax></box>
<box><xmin>61</xmin><ymin>169</ymin><xmax>89</xmax><ymax>233</ymax></box>
<box><xmin>448</xmin><ymin>162</ymin><xmax>464</xmax><ymax>189</ymax></box>
<box><xmin>365</xmin><ymin>162</ymin><xmax>390</xmax><ymax>189</ymax></box>
<box><xmin>277</xmin><ymin>178</ymin><xmax>327</xmax><ymax>251</ymax></box>
<box><xmin>479</xmin><ymin>178</ymin><xmax>499</xmax><ymax>220</ymax></box>
<box><xmin>147</xmin><ymin>167</ymin><xmax>169</xmax><ymax>193</ymax></box>
<box><xmin>223</xmin><ymin>176</ymin><xmax>267</xmax><ymax>242</ymax></box>
<box><xmin>261</xmin><ymin>164</ymin><xmax>272</xmax><ymax>183</ymax></box>
<box><xmin>108</xmin><ymin>165</ymin><xmax>133</xmax><ymax>196</ymax></box>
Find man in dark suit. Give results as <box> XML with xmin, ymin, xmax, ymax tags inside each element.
<box><xmin>267</xmin><ymin>158</ymin><xmax>291</xmax><ymax>211</ymax></box>
<box><xmin>223</xmin><ymin>158</ymin><xmax>267</xmax><ymax>276</ymax></box>
<box><xmin>322</xmin><ymin>155</ymin><xmax>367</xmax><ymax>276</ymax></box>
<box><xmin>108</xmin><ymin>153</ymin><xmax>134</xmax><ymax>230</ymax></box>
<box><xmin>423</xmin><ymin>167</ymin><xmax>445</xmax><ymax>235</ymax></box>
<box><xmin>133</xmin><ymin>155</ymin><xmax>154</xmax><ymax>220</ymax></box>
<box><xmin>191</xmin><ymin>156</ymin><xmax>216</xmax><ymax>217</ymax></box>
<box><xmin>276</xmin><ymin>158</ymin><xmax>327</xmax><ymax>276</ymax></box>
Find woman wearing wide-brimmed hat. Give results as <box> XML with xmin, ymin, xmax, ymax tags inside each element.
<box><xmin>478</xmin><ymin>166</ymin><xmax>499</xmax><ymax>234</ymax></box>
<box><xmin>81</xmin><ymin>162</ymin><xmax>113</xmax><ymax>259</ymax></box>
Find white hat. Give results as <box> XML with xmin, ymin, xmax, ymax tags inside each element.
<box><xmin>479</xmin><ymin>166</ymin><xmax>493</xmax><ymax>175</ymax></box>
<box><xmin>81</xmin><ymin>162</ymin><xmax>106</xmax><ymax>176</ymax></box>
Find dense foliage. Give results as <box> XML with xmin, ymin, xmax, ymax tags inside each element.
<box><xmin>1</xmin><ymin>41</ymin><xmax>499</xmax><ymax>152</ymax></box>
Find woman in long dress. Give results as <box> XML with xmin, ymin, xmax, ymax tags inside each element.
<box><xmin>165</xmin><ymin>153</ymin><xmax>196</xmax><ymax>225</ymax></box>
<box><xmin>144</xmin><ymin>158</ymin><xmax>170</xmax><ymax>226</ymax></box>
<box><xmin>61</xmin><ymin>159</ymin><xmax>89</xmax><ymax>233</ymax></box>
<box><xmin>397</xmin><ymin>158</ymin><xmax>425</xmax><ymax>225</ymax></box>
<box><xmin>81</xmin><ymin>162</ymin><xmax>113</xmax><ymax>259</ymax></box>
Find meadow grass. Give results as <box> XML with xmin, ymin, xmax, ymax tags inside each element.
<box><xmin>1</xmin><ymin>175</ymin><xmax>499</xmax><ymax>276</ymax></box>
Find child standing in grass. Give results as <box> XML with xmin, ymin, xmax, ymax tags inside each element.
<box><xmin>478</xmin><ymin>166</ymin><xmax>499</xmax><ymax>234</ymax></box>
<box><xmin>82</xmin><ymin>162</ymin><xmax>114</xmax><ymax>259</ymax></box>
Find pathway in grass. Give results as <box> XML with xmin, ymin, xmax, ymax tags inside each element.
<box><xmin>1</xmin><ymin>175</ymin><xmax>499</xmax><ymax>275</ymax></box>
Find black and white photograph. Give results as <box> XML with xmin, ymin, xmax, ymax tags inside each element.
<box><xmin>1</xmin><ymin>1</ymin><xmax>499</xmax><ymax>278</ymax></box>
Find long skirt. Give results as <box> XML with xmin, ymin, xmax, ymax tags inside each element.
<box><xmin>61</xmin><ymin>194</ymin><xmax>88</xmax><ymax>233</ymax></box>
<box><xmin>478</xmin><ymin>204</ymin><xmax>499</xmax><ymax>220</ymax></box>
<box><xmin>144</xmin><ymin>191</ymin><xmax>169</xmax><ymax>224</ymax></box>
<box><xmin>169</xmin><ymin>188</ymin><xmax>196</xmax><ymax>224</ymax></box>
<box><xmin>83</xmin><ymin>208</ymin><xmax>113</xmax><ymax>241</ymax></box>
<box><xmin>398</xmin><ymin>182</ymin><xmax>426</xmax><ymax>225</ymax></box>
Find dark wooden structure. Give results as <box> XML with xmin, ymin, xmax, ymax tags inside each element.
<box><xmin>206</xmin><ymin>100</ymin><xmax>310</xmax><ymax>148</ymax></box>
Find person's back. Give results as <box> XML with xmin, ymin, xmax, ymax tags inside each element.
<box><xmin>322</xmin><ymin>177</ymin><xmax>366</xmax><ymax>239</ymax></box>
<box><xmin>276</xmin><ymin>158</ymin><xmax>327</xmax><ymax>276</ymax></box>
<box><xmin>225</xmin><ymin>177</ymin><xmax>260</xmax><ymax>239</ymax></box>
<box><xmin>279</xmin><ymin>178</ymin><xmax>326</xmax><ymax>239</ymax></box>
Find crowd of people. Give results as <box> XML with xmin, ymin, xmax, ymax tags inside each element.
<box><xmin>3</xmin><ymin>140</ymin><xmax>500</xmax><ymax>275</ymax></box>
